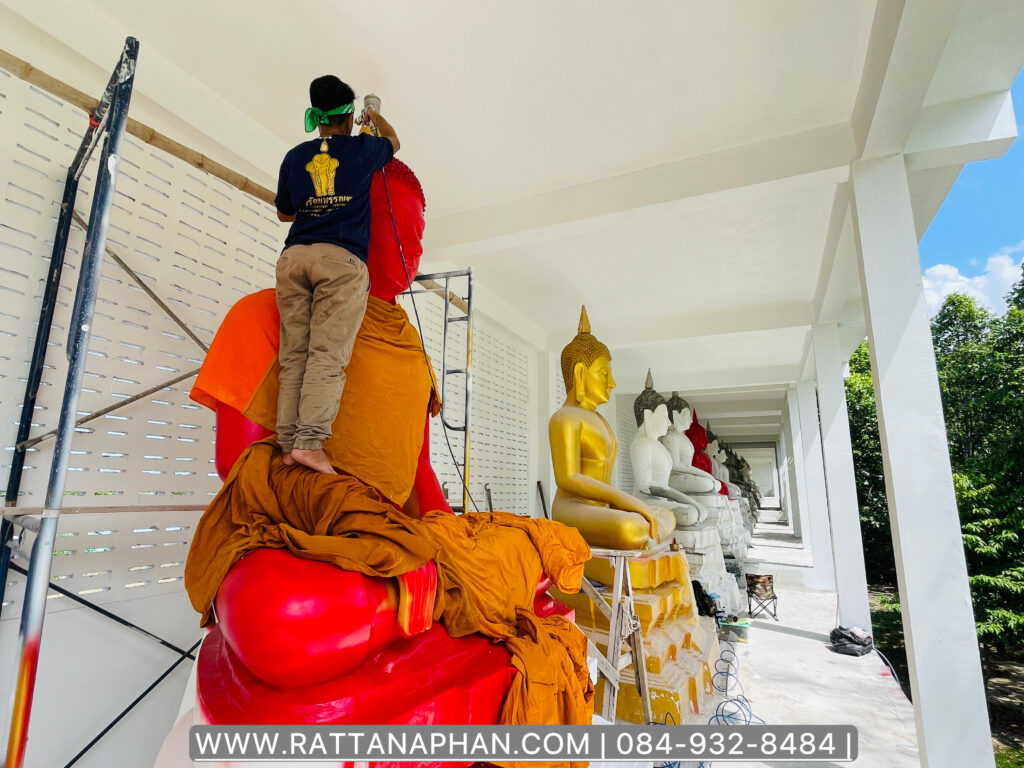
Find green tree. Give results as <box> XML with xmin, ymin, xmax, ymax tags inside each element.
<box><xmin>1006</xmin><ymin>265</ymin><xmax>1024</xmax><ymax>310</ymax></box>
<box><xmin>931</xmin><ymin>294</ymin><xmax>998</xmax><ymax>467</ymax></box>
<box><xmin>845</xmin><ymin>278</ymin><xmax>1024</xmax><ymax>651</ymax></box>
<box><xmin>844</xmin><ymin>341</ymin><xmax>893</xmax><ymax>583</ymax></box>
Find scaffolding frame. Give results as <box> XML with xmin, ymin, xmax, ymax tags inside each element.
<box><xmin>1</xmin><ymin>37</ymin><xmax>139</xmax><ymax>768</ymax></box>
<box><xmin>401</xmin><ymin>269</ymin><xmax>475</xmax><ymax>513</ymax></box>
<box><xmin>0</xmin><ymin>42</ymin><xmax>479</xmax><ymax>767</ymax></box>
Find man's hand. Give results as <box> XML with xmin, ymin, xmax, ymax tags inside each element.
<box><xmin>364</xmin><ymin>108</ymin><xmax>400</xmax><ymax>154</ymax></box>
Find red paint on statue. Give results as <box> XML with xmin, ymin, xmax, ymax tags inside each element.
<box><xmin>214</xmin><ymin>404</ymin><xmax>271</xmax><ymax>480</ymax></box>
<box><xmin>215</xmin><ymin>549</ymin><xmax>402</xmax><ymax>688</ymax></box>
<box><xmin>686</xmin><ymin>409</ymin><xmax>714</xmax><ymax>474</ymax></box>
<box><xmin>197</xmin><ymin>622</ymin><xmax>516</xmax><ymax>745</ymax></box>
<box><xmin>367</xmin><ymin>158</ymin><xmax>425</xmax><ymax>303</ymax></box>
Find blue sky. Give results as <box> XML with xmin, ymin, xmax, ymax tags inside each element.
<box><xmin>918</xmin><ymin>66</ymin><xmax>1024</xmax><ymax>315</ymax></box>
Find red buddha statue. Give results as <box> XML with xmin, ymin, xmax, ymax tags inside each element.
<box><xmin>184</xmin><ymin>157</ymin><xmax>580</xmax><ymax>755</ymax></box>
<box><xmin>683</xmin><ymin>409</ymin><xmax>727</xmax><ymax>496</ymax></box>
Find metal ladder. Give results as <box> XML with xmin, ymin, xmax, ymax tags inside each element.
<box><xmin>580</xmin><ymin>546</ymin><xmax>657</xmax><ymax>724</ymax></box>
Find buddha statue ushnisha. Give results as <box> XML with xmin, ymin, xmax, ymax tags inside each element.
<box><xmin>548</xmin><ymin>306</ymin><xmax>676</xmax><ymax>550</ymax></box>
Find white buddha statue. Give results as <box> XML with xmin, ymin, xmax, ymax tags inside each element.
<box><xmin>661</xmin><ymin>393</ymin><xmax>720</xmax><ymax>495</ymax></box>
<box><xmin>629</xmin><ymin>374</ymin><xmax>706</xmax><ymax>527</ymax></box>
<box><xmin>707</xmin><ymin>431</ymin><xmax>741</xmax><ymax>498</ymax></box>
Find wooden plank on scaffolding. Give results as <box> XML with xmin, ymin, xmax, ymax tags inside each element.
<box><xmin>0</xmin><ymin>47</ymin><xmax>275</xmax><ymax>205</ymax></box>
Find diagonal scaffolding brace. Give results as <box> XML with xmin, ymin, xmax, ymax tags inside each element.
<box><xmin>69</xmin><ymin>210</ymin><xmax>209</xmax><ymax>354</ymax></box>
<box><xmin>16</xmin><ymin>367</ymin><xmax>200</xmax><ymax>452</ymax></box>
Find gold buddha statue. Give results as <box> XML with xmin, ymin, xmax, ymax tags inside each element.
<box><xmin>549</xmin><ymin>307</ymin><xmax>677</xmax><ymax>550</ymax></box>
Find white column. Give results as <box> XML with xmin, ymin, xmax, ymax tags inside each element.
<box><xmin>775</xmin><ymin>437</ymin><xmax>792</xmax><ymax>526</ymax></box>
<box><xmin>795</xmin><ymin>380</ymin><xmax>836</xmax><ymax>590</ymax></box>
<box><xmin>813</xmin><ymin>323</ymin><xmax>872</xmax><ymax>630</ymax></box>
<box><xmin>781</xmin><ymin>396</ymin><xmax>804</xmax><ymax>539</ymax></box>
<box><xmin>852</xmin><ymin>154</ymin><xmax>993</xmax><ymax>768</ymax></box>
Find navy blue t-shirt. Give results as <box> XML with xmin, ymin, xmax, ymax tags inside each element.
<box><xmin>275</xmin><ymin>134</ymin><xmax>394</xmax><ymax>262</ymax></box>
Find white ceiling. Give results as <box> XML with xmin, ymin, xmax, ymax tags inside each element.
<box><xmin>60</xmin><ymin>0</ymin><xmax>874</xmax><ymax>218</ymax></box>
<box><xmin>1</xmin><ymin>0</ymin><xmax>1021</xmax><ymax>434</ymax></box>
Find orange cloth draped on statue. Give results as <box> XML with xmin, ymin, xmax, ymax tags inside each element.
<box><xmin>185</xmin><ymin>289</ymin><xmax>594</xmax><ymax>735</ymax></box>
<box><xmin>183</xmin><ymin>442</ymin><xmax>594</xmax><ymax>733</ymax></box>
<box><xmin>191</xmin><ymin>289</ymin><xmax>438</xmax><ymax>506</ymax></box>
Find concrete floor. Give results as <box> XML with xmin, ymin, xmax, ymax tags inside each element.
<box><xmin>712</xmin><ymin>513</ymin><xmax>920</xmax><ymax>768</ymax></box>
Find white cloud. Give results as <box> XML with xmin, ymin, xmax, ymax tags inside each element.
<box><xmin>923</xmin><ymin>240</ymin><xmax>1024</xmax><ymax>316</ymax></box>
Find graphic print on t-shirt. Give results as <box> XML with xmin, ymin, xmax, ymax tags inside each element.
<box><xmin>306</xmin><ymin>140</ymin><xmax>340</xmax><ymax>196</ymax></box>
<box><xmin>303</xmin><ymin>139</ymin><xmax>353</xmax><ymax>217</ymax></box>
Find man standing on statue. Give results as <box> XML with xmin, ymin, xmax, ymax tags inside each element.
<box><xmin>273</xmin><ymin>75</ymin><xmax>399</xmax><ymax>473</ymax></box>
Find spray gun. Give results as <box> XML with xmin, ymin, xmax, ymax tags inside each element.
<box><xmin>358</xmin><ymin>94</ymin><xmax>382</xmax><ymax>134</ymax></box>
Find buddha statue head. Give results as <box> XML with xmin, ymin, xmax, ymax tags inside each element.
<box><xmin>707</xmin><ymin>425</ymin><xmax>721</xmax><ymax>457</ymax></box>
<box><xmin>560</xmin><ymin>305</ymin><xmax>614</xmax><ymax>408</ymax></box>
<box><xmin>633</xmin><ymin>370</ymin><xmax>670</xmax><ymax>438</ymax></box>
<box><xmin>665</xmin><ymin>391</ymin><xmax>691</xmax><ymax>433</ymax></box>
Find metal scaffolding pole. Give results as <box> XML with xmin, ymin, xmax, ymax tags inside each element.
<box><xmin>4</xmin><ymin>37</ymin><xmax>138</xmax><ymax>768</ymax></box>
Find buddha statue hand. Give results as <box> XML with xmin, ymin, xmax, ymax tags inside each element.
<box><xmin>646</xmin><ymin>484</ymin><xmax>694</xmax><ymax>506</ymax></box>
<box><xmin>615</xmin><ymin>495</ymin><xmax>664</xmax><ymax>541</ymax></box>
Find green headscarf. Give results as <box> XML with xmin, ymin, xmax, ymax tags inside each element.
<box><xmin>304</xmin><ymin>103</ymin><xmax>354</xmax><ymax>132</ymax></box>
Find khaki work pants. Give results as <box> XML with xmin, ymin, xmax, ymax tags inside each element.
<box><xmin>275</xmin><ymin>243</ymin><xmax>369</xmax><ymax>452</ymax></box>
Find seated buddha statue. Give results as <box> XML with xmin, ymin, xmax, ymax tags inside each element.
<box><xmin>629</xmin><ymin>372</ymin><xmax>707</xmax><ymax>527</ymax></box>
<box><xmin>739</xmin><ymin>455</ymin><xmax>763</xmax><ymax>509</ymax></box>
<box><xmin>706</xmin><ymin>429</ymin><xmax>741</xmax><ymax>499</ymax></box>
<box><xmin>549</xmin><ymin>307</ymin><xmax>675</xmax><ymax>550</ymax></box>
<box><xmin>660</xmin><ymin>393</ymin><xmax>722</xmax><ymax>496</ymax></box>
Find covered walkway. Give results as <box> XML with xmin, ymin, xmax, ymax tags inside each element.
<box><xmin>1</xmin><ymin>2</ymin><xmax>1023</xmax><ymax>766</ymax></box>
<box><xmin>729</xmin><ymin>522</ymin><xmax>919</xmax><ymax>768</ymax></box>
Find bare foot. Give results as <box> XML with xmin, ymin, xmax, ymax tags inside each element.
<box><xmin>291</xmin><ymin>448</ymin><xmax>336</xmax><ymax>474</ymax></box>
<box><xmin>282</xmin><ymin>453</ymin><xmax>296</xmax><ymax>466</ymax></box>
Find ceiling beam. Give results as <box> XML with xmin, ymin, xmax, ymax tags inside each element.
<box><xmin>904</xmin><ymin>90</ymin><xmax>1017</xmax><ymax>171</ymax></box>
<box><xmin>813</xmin><ymin>184</ymin><xmax>852</xmax><ymax>323</ymax></box>
<box><xmin>703</xmin><ymin>416</ymin><xmax>783</xmax><ymax>429</ymax></box>
<box><xmin>577</xmin><ymin>302</ymin><xmax>816</xmax><ymax>351</ymax></box>
<box><xmin>713</xmin><ymin>428</ymin><xmax>782</xmax><ymax>440</ymax></box>
<box><xmin>611</xmin><ymin>364</ymin><xmax>801</xmax><ymax>395</ymax></box>
<box><xmin>696</xmin><ymin>408</ymin><xmax>784</xmax><ymax>421</ymax></box>
<box><xmin>854</xmin><ymin>0</ymin><xmax>964</xmax><ymax>159</ymax></box>
<box><xmin>424</xmin><ymin>124</ymin><xmax>854</xmax><ymax>257</ymax></box>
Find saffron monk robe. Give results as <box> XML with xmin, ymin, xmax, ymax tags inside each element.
<box><xmin>156</xmin><ymin>156</ymin><xmax>593</xmax><ymax>768</ymax></box>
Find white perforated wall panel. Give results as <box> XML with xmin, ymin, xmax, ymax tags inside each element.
<box><xmin>0</xmin><ymin>66</ymin><xmax>288</xmax><ymax>509</ymax></box>
<box><xmin>397</xmin><ymin>287</ymin><xmax>531</xmax><ymax>515</ymax></box>
<box><xmin>612</xmin><ymin>392</ymin><xmax>633</xmax><ymax>492</ymax></box>
<box><xmin>1</xmin><ymin>510</ymin><xmax>202</xmax><ymax>618</ymax></box>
